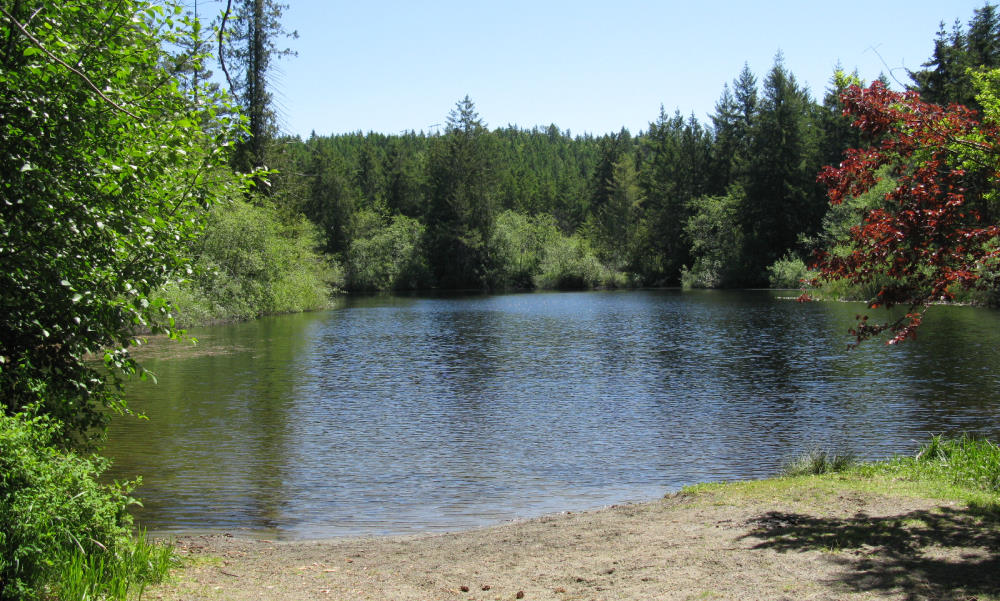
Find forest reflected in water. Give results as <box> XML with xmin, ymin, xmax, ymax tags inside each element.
<box><xmin>104</xmin><ymin>290</ymin><xmax>1000</xmax><ymax>539</ymax></box>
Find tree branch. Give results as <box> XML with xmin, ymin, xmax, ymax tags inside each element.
<box><xmin>1</xmin><ymin>7</ymin><xmax>138</xmax><ymax>119</ymax></box>
<box><xmin>217</xmin><ymin>0</ymin><xmax>235</xmax><ymax>98</ymax></box>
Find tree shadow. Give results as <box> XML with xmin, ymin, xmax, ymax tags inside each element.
<box><xmin>741</xmin><ymin>501</ymin><xmax>1000</xmax><ymax>600</ymax></box>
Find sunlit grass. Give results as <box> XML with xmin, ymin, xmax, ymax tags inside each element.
<box><xmin>681</xmin><ymin>435</ymin><xmax>1000</xmax><ymax>510</ymax></box>
<box><xmin>53</xmin><ymin>530</ymin><xmax>176</xmax><ymax>601</ymax></box>
<box><xmin>857</xmin><ymin>434</ymin><xmax>1000</xmax><ymax>494</ymax></box>
<box><xmin>780</xmin><ymin>448</ymin><xmax>857</xmax><ymax>477</ymax></box>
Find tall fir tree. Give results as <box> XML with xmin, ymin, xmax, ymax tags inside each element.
<box><xmin>220</xmin><ymin>0</ymin><xmax>297</xmax><ymax>180</ymax></box>
<box><xmin>910</xmin><ymin>4</ymin><xmax>1000</xmax><ymax>110</ymax></box>
<box><xmin>740</xmin><ymin>53</ymin><xmax>823</xmax><ymax>283</ymax></box>
<box><xmin>426</xmin><ymin>96</ymin><xmax>498</xmax><ymax>288</ymax></box>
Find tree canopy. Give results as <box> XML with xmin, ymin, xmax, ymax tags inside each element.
<box><xmin>806</xmin><ymin>79</ymin><xmax>1000</xmax><ymax>345</ymax></box>
<box><xmin>0</xmin><ymin>0</ymin><xmax>245</xmax><ymax>440</ymax></box>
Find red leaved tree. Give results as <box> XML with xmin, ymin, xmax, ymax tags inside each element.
<box><xmin>805</xmin><ymin>81</ymin><xmax>1000</xmax><ymax>345</ymax></box>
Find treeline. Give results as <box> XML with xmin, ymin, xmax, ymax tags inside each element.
<box><xmin>249</xmin><ymin>3</ymin><xmax>1000</xmax><ymax>295</ymax></box>
<box><xmin>264</xmin><ymin>57</ymin><xmax>852</xmax><ymax>292</ymax></box>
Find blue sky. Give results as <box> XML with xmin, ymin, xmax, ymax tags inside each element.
<box><xmin>263</xmin><ymin>1</ymin><xmax>988</xmax><ymax>137</ymax></box>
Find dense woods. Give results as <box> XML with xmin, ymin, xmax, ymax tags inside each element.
<box><xmin>258</xmin><ymin>21</ymin><xmax>998</xmax><ymax>294</ymax></box>
<box><xmin>268</xmin><ymin>56</ymin><xmax>834</xmax><ymax>291</ymax></box>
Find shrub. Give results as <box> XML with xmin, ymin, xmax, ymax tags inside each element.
<box><xmin>345</xmin><ymin>214</ymin><xmax>431</xmax><ymax>291</ymax></box>
<box><xmin>767</xmin><ymin>253</ymin><xmax>809</xmax><ymax>289</ymax></box>
<box><xmin>781</xmin><ymin>448</ymin><xmax>857</xmax><ymax>476</ymax></box>
<box><xmin>0</xmin><ymin>409</ymin><xmax>171</xmax><ymax>600</ymax></box>
<box><xmin>164</xmin><ymin>198</ymin><xmax>338</xmax><ymax>325</ymax></box>
<box><xmin>682</xmin><ymin>192</ymin><xmax>745</xmax><ymax>288</ymax></box>
<box><xmin>533</xmin><ymin>235</ymin><xmax>624</xmax><ymax>290</ymax></box>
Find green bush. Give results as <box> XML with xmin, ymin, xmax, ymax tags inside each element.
<box><xmin>345</xmin><ymin>213</ymin><xmax>431</xmax><ymax>291</ymax></box>
<box><xmin>680</xmin><ymin>260</ymin><xmax>725</xmax><ymax>289</ymax></box>
<box><xmin>682</xmin><ymin>192</ymin><xmax>745</xmax><ymax>288</ymax></box>
<box><xmin>533</xmin><ymin>234</ymin><xmax>625</xmax><ymax>290</ymax></box>
<box><xmin>164</xmin><ymin>198</ymin><xmax>339</xmax><ymax>325</ymax></box>
<box><xmin>488</xmin><ymin>211</ymin><xmax>560</xmax><ymax>289</ymax></box>
<box><xmin>767</xmin><ymin>253</ymin><xmax>810</xmax><ymax>289</ymax></box>
<box><xmin>0</xmin><ymin>410</ymin><xmax>171</xmax><ymax>600</ymax></box>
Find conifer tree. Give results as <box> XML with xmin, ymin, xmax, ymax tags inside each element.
<box><xmin>910</xmin><ymin>4</ymin><xmax>1000</xmax><ymax>110</ymax></box>
<box><xmin>740</xmin><ymin>53</ymin><xmax>823</xmax><ymax>282</ymax></box>
<box><xmin>426</xmin><ymin>96</ymin><xmax>498</xmax><ymax>287</ymax></box>
<box><xmin>220</xmin><ymin>0</ymin><xmax>297</xmax><ymax>179</ymax></box>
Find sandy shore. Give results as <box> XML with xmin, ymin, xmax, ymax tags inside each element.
<box><xmin>145</xmin><ymin>483</ymin><xmax>996</xmax><ymax>601</ymax></box>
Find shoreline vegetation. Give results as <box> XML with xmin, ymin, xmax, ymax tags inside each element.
<box><xmin>145</xmin><ymin>436</ymin><xmax>1000</xmax><ymax>601</ymax></box>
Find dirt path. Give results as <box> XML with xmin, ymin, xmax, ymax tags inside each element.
<box><xmin>147</xmin><ymin>487</ymin><xmax>998</xmax><ymax>601</ymax></box>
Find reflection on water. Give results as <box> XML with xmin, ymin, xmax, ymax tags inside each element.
<box><xmin>104</xmin><ymin>290</ymin><xmax>1000</xmax><ymax>539</ymax></box>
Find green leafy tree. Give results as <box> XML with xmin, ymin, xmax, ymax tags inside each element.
<box><xmin>346</xmin><ymin>214</ymin><xmax>430</xmax><ymax>291</ymax></box>
<box><xmin>682</xmin><ymin>191</ymin><xmax>745</xmax><ymax>288</ymax></box>
<box><xmin>819</xmin><ymin>68</ymin><xmax>865</xmax><ymax>168</ymax></box>
<box><xmin>0</xmin><ymin>0</ymin><xmax>244</xmax><ymax>441</ymax></box>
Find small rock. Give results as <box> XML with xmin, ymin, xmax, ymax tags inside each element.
<box><xmin>460</xmin><ymin>585</ymin><xmax>470</xmax><ymax>592</ymax></box>
<box><xmin>516</xmin><ymin>591</ymin><xmax>525</xmax><ymax>599</ymax></box>
<box><xmin>482</xmin><ymin>585</ymin><xmax>491</xmax><ymax>590</ymax></box>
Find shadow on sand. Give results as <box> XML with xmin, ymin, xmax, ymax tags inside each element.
<box><xmin>742</xmin><ymin>502</ymin><xmax>1000</xmax><ymax>600</ymax></box>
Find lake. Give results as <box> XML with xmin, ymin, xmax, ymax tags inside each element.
<box><xmin>104</xmin><ymin>289</ymin><xmax>1000</xmax><ymax>539</ymax></box>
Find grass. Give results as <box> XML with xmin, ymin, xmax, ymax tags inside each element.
<box><xmin>682</xmin><ymin>434</ymin><xmax>1000</xmax><ymax>509</ymax></box>
<box><xmin>53</xmin><ymin>530</ymin><xmax>176</xmax><ymax>601</ymax></box>
<box><xmin>780</xmin><ymin>448</ymin><xmax>857</xmax><ymax>476</ymax></box>
<box><xmin>863</xmin><ymin>434</ymin><xmax>1000</xmax><ymax>493</ymax></box>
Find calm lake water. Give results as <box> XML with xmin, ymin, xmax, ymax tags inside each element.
<box><xmin>104</xmin><ymin>290</ymin><xmax>1000</xmax><ymax>539</ymax></box>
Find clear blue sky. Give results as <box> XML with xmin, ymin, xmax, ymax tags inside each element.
<box><xmin>264</xmin><ymin>0</ymin><xmax>988</xmax><ymax>138</ymax></box>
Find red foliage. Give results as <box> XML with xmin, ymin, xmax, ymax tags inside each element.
<box><xmin>807</xmin><ymin>81</ymin><xmax>1000</xmax><ymax>345</ymax></box>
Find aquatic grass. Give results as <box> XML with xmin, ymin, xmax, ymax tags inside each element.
<box><xmin>54</xmin><ymin>529</ymin><xmax>176</xmax><ymax>601</ymax></box>
<box><xmin>781</xmin><ymin>448</ymin><xmax>858</xmax><ymax>477</ymax></box>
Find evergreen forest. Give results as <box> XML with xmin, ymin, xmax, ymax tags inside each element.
<box><xmin>227</xmin><ymin>3</ymin><xmax>1000</xmax><ymax>298</ymax></box>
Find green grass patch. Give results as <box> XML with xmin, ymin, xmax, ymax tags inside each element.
<box><xmin>858</xmin><ymin>434</ymin><xmax>1000</xmax><ymax>494</ymax></box>
<box><xmin>53</xmin><ymin>530</ymin><xmax>176</xmax><ymax>601</ymax></box>
<box><xmin>680</xmin><ymin>435</ymin><xmax>1000</xmax><ymax>510</ymax></box>
<box><xmin>780</xmin><ymin>448</ymin><xmax>857</xmax><ymax>476</ymax></box>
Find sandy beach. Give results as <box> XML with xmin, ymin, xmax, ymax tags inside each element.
<box><xmin>146</xmin><ymin>482</ymin><xmax>995</xmax><ymax>601</ymax></box>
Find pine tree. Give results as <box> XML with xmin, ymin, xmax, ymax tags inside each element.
<box><xmin>910</xmin><ymin>4</ymin><xmax>1000</xmax><ymax>110</ymax></box>
<box><xmin>710</xmin><ymin>64</ymin><xmax>757</xmax><ymax>193</ymax></box>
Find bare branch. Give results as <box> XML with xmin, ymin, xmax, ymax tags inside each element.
<box><xmin>217</xmin><ymin>0</ymin><xmax>235</xmax><ymax>98</ymax></box>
